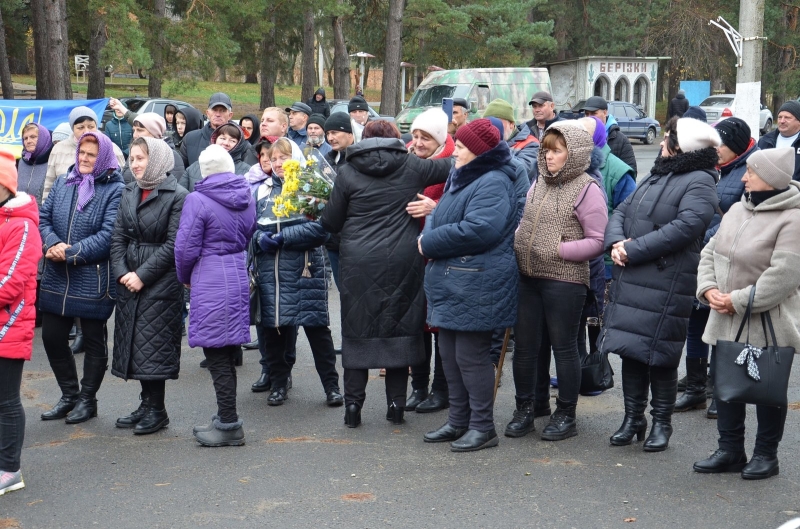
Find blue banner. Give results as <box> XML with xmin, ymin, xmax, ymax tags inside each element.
<box><xmin>0</xmin><ymin>99</ymin><xmax>109</xmax><ymax>150</ymax></box>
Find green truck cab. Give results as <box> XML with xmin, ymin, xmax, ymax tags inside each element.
<box><xmin>395</xmin><ymin>67</ymin><xmax>553</xmax><ymax>133</ymax></box>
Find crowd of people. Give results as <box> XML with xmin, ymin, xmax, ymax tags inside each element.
<box><xmin>2</xmin><ymin>88</ymin><xmax>800</xmax><ymax>496</ymax></box>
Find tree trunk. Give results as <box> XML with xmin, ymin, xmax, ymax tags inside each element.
<box><xmin>31</xmin><ymin>0</ymin><xmax>48</xmax><ymax>99</ymax></box>
<box><xmin>301</xmin><ymin>9</ymin><xmax>316</xmax><ymax>101</ymax></box>
<box><xmin>86</xmin><ymin>16</ymin><xmax>107</xmax><ymax>99</ymax></box>
<box><xmin>42</xmin><ymin>0</ymin><xmax>68</xmax><ymax>99</ymax></box>
<box><xmin>0</xmin><ymin>4</ymin><xmax>15</xmax><ymax>99</ymax></box>
<box><xmin>148</xmin><ymin>0</ymin><xmax>166</xmax><ymax>98</ymax></box>
<box><xmin>58</xmin><ymin>0</ymin><xmax>72</xmax><ymax>99</ymax></box>
<box><xmin>380</xmin><ymin>0</ymin><xmax>404</xmax><ymax>115</ymax></box>
<box><xmin>332</xmin><ymin>12</ymin><xmax>349</xmax><ymax>98</ymax></box>
<box><xmin>260</xmin><ymin>13</ymin><xmax>277</xmax><ymax>109</ymax></box>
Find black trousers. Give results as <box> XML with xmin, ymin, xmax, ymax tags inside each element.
<box><xmin>717</xmin><ymin>400</ymin><xmax>788</xmax><ymax>457</ymax></box>
<box><xmin>438</xmin><ymin>329</ymin><xmax>495</xmax><ymax>432</ymax></box>
<box><xmin>203</xmin><ymin>346</ymin><xmax>239</xmax><ymax>424</ymax></box>
<box><xmin>140</xmin><ymin>379</ymin><xmax>166</xmax><ymax>409</ymax></box>
<box><xmin>257</xmin><ymin>325</ymin><xmax>297</xmax><ymax>374</ymax></box>
<box><xmin>410</xmin><ymin>331</ymin><xmax>447</xmax><ymax>392</ymax></box>
<box><xmin>261</xmin><ymin>325</ymin><xmax>339</xmax><ymax>392</ymax></box>
<box><xmin>0</xmin><ymin>358</ymin><xmax>24</xmax><ymax>472</ymax></box>
<box><xmin>42</xmin><ymin>313</ymin><xmax>107</xmax><ymax>363</ymax></box>
<box><xmin>344</xmin><ymin>368</ymin><xmax>408</xmax><ymax>409</ymax></box>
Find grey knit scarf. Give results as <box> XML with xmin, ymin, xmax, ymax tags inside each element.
<box><xmin>134</xmin><ymin>137</ymin><xmax>175</xmax><ymax>190</ymax></box>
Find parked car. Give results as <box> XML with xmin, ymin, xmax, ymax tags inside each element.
<box><xmin>698</xmin><ymin>94</ymin><xmax>773</xmax><ymax>135</ymax></box>
<box><xmin>327</xmin><ymin>100</ymin><xmax>396</xmax><ymax>124</ymax></box>
<box><xmin>606</xmin><ymin>101</ymin><xmax>661</xmax><ymax>145</ymax></box>
<box><xmin>101</xmin><ymin>98</ymin><xmax>194</xmax><ymax>130</ymax></box>
<box><xmin>558</xmin><ymin>100</ymin><xmax>586</xmax><ymax>120</ymax></box>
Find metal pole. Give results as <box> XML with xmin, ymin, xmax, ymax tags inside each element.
<box><xmin>401</xmin><ymin>66</ymin><xmax>406</xmax><ymax>104</ymax></box>
<box><xmin>736</xmin><ymin>0</ymin><xmax>765</xmax><ymax>140</ymax></box>
<box><xmin>360</xmin><ymin>57</ymin><xmax>365</xmax><ymax>93</ymax></box>
<box><xmin>318</xmin><ymin>30</ymin><xmax>324</xmax><ymax>88</ymax></box>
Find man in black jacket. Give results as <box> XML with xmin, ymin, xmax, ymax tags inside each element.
<box><xmin>526</xmin><ymin>91</ymin><xmax>563</xmax><ymax>141</ymax></box>
<box><xmin>667</xmin><ymin>90</ymin><xmax>689</xmax><ymax>120</ymax></box>
<box><xmin>581</xmin><ymin>96</ymin><xmax>638</xmax><ymax>175</ymax></box>
<box><xmin>758</xmin><ymin>100</ymin><xmax>800</xmax><ymax>181</ymax></box>
<box><xmin>179</xmin><ymin>92</ymin><xmax>257</xmax><ymax>167</ymax></box>
<box><xmin>306</xmin><ymin>88</ymin><xmax>331</xmax><ymax>118</ymax></box>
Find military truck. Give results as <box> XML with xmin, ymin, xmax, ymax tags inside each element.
<box><xmin>395</xmin><ymin>67</ymin><xmax>552</xmax><ymax>133</ymax></box>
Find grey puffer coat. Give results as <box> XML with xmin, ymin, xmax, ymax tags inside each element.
<box><xmin>111</xmin><ymin>176</ymin><xmax>188</xmax><ymax>380</ymax></box>
<box><xmin>599</xmin><ymin>148</ymin><xmax>719</xmax><ymax>368</ymax></box>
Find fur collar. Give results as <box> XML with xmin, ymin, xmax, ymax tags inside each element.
<box><xmin>650</xmin><ymin>147</ymin><xmax>719</xmax><ymax>176</ymax></box>
<box><xmin>446</xmin><ymin>142</ymin><xmax>512</xmax><ymax>193</ymax></box>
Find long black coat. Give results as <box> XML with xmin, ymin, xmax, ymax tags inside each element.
<box><xmin>111</xmin><ymin>176</ymin><xmax>188</xmax><ymax>380</ymax></box>
<box><xmin>320</xmin><ymin>138</ymin><xmax>451</xmax><ymax>369</ymax></box>
<box><xmin>599</xmin><ymin>148</ymin><xmax>719</xmax><ymax>368</ymax></box>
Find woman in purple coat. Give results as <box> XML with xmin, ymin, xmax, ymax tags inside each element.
<box><xmin>175</xmin><ymin>145</ymin><xmax>255</xmax><ymax>447</ymax></box>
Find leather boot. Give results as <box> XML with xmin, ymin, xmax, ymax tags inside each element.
<box><xmin>134</xmin><ymin>385</ymin><xmax>169</xmax><ymax>434</ymax></box>
<box><xmin>415</xmin><ymin>389</ymin><xmax>449</xmax><ymax>413</ymax></box>
<box><xmin>65</xmin><ymin>355</ymin><xmax>107</xmax><ymax>424</ymax></box>
<box><xmin>41</xmin><ymin>356</ymin><xmax>80</xmax><ymax>420</ymax></box>
<box><xmin>405</xmin><ymin>388</ymin><xmax>428</xmax><ymax>411</ymax></box>
<box><xmin>541</xmin><ymin>398</ymin><xmax>577</xmax><ymax>441</ymax></box>
<box><xmin>116</xmin><ymin>391</ymin><xmax>150</xmax><ymax>428</ymax></box>
<box><xmin>504</xmin><ymin>398</ymin><xmax>536</xmax><ymax>438</ymax></box>
<box><xmin>386</xmin><ymin>402</ymin><xmax>405</xmax><ymax>424</ymax></box>
<box><xmin>643</xmin><ymin>368</ymin><xmax>676</xmax><ymax>452</ymax></box>
<box><xmin>706</xmin><ymin>397</ymin><xmax>717</xmax><ymax>419</ymax></box>
<box><xmin>70</xmin><ymin>327</ymin><xmax>84</xmax><ymax>355</ymax></box>
<box><xmin>344</xmin><ymin>403</ymin><xmax>361</xmax><ymax>428</ymax></box>
<box><xmin>610</xmin><ymin>363</ymin><xmax>649</xmax><ymax>446</ymax></box>
<box><xmin>533</xmin><ymin>400</ymin><xmax>551</xmax><ymax>418</ymax></box>
<box><xmin>675</xmin><ymin>358</ymin><xmax>708</xmax><ymax>411</ymax></box>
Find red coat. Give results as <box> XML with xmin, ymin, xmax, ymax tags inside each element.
<box><xmin>0</xmin><ymin>192</ymin><xmax>43</xmax><ymax>361</ymax></box>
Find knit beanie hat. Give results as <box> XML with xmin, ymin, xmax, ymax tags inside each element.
<box><xmin>487</xmin><ymin>117</ymin><xmax>505</xmax><ymax>141</ymax></box>
<box><xmin>324</xmin><ymin>113</ymin><xmax>353</xmax><ymax>134</ymax></box>
<box><xmin>715</xmin><ymin>117</ymin><xmax>751</xmax><ymax>156</ymax></box>
<box><xmin>199</xmin><ymin>144</ymin><xmax>235</xmax><ymax>178</ymax></box>
<box><xmin>676</xmin><ymin>118</ymin><xmax>721</xmax><ymax>152</ymax></box>
<box><xmin>348</xmin><ymin>96</ymin><xmax>369</xmax><ymax>113</ymax></box>
<box><xmin>778</xmin><ymin>100</ymin><xmax>800</xmax><ymax>122</ymax></box>
<box><xmin>133</xmin><ymin>112</ymin><xmax>167</xmax><ymax>139</ymax></box>
<box><xmin>135</xmin><ymin>137</ymin><xmax>175</xmax><ymax>190</ymax></box>
<box><xmin>746</xmin><ymin>147</ymin><xmax>795</xmax><ymax>190</ymax></box>
<box><xmin>52</xmin><ymin>122</ymin><xmax>72</xmax><ymax>143</ymax></box>
<box><xmin>683</xmin><ymin>106</ymin><xmax>707</xmax><ymax>122</ymax></box>
<box><xmin>69</xmin><ymin>106</ymin><xmax>98</xmax><ymax>129</ymax></box>
<box><xmin>482</xmin><ymin>99</ymin><xmax>515</xmax><ymax>124</ymax></box>
<box><xmin>455</xmin><ymin>118</ymin><xmax>500</xmax><ymax>156</ymax></box>
<box><xmin>0</xmin><ymin>149</ymin><xmax>18</xmax><ymax>194</ymax></box>
<box><xmin>410</xmin><ymin>108</ymin><xmax>448</xmax><ymax>146</ymax></box>
<box><xmin>307</xmin><ymin>113</ymin><xmax>327</xmax><ymax>130</ymax></box>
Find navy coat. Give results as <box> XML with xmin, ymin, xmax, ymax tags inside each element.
<box><xmin>705</xmin><ymin>142</ymin><xmax>756</xmax><ymax>243</ymax></box>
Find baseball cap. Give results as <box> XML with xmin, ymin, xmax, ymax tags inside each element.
<box><xmin>581</xmin><ymin>96</ymin><xmax>608</xmax><ymax>111</ymax></box>
<box><xmin>208</xmin><ymin>92</ymin><xmax>232</xmax><ymax>111</ymax></box>
<box><xmin>528</xmin><ymin>91</ymin><xmax>554</xmax><ymax>105</ymax></box>
<box><xmin>285</xmin><ymin>102</ymin><xmax>313</xmax><ymax>116</ymax></box>
<box><xmin>453</xmin><ymin>98</ymin><xmax>469</xmax><ymax>110</ymax></box>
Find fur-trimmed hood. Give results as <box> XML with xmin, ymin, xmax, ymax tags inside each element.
<box><xmin>445</xmin><ymin>142</ymin><xmax>515</xmax><ymax>193</ymax></box>
<box><xmin>650</xmin><ymin>146</ymin><xmax>719</xmax><ymax>177</ymax></box>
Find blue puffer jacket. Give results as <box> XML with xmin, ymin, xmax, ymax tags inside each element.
<box><xmin>251</xmin><ymin>176</ymin><xmax>330</xmax><ymax>328</ymax></box>
<box><xmin>704</xmin><ymin>140</ymin><xmax>756</xmax><ymax>243</ymax></box>
<box><xmin>104</xmin><ymin>116</ymin><xmax>134</xmax><ymax>157</ymax></box>
<box><xmin>422</xmin><ymin>143</ymin><xmax>519</xmax><ymax>332</ymax></box>
<box><xmin>39</xmin><ymin>167</ymin><xmax>125</xmax><ymax>319</ymax></box>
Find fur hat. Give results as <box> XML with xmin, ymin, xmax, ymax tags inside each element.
<box><xmin>69</xmin><ymin>106</ymin><xmax>98</xmax><ymax>129</ymax></box>
<box><xmin>199</xmin><ymin>144</ymin><xmax>235</xmax><ymax>178</ymax></box>
<box><xmin>410</xmin><ymin>108</ymin><xmax>448</xmax><ymax>146</ymax></box>
<box><xmin>482</xmin><ymin>99</ymin><xmax>515</xmax><ymax>124</ymax></box>
<box><xmin>133</xmin><ymin>112</ymin><xmax>167</xmax><ymax>139</ymax></box>
<box><xmin>324</xmin><ymin>113</ymin><xmax>352</xmax><ymax>134</ymax></box>
<box><xmin>455</xmin><ymin>118</ymin><xmax>500</xmax><ymax>156</ymax></box>
<box><xmin>676</xmin><ymin>118</ymin><xmax>721</xmax><ymax>152</ymax></box>
<box><xmin>747</xmin><ymin>147</ymin><xmax>795</xmax><ymax>190</ymax></box>
<box><xmin>715</xmin><ymin>117</ymin><xmax>751</xmax><ymax>156</ymax></box>
<box><xmin>0</xmin><ymin>149</ymin><xmax>18</xmax><ymax>194</ymax></box>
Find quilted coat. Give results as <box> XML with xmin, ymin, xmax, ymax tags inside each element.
<box><xmin>39</xmin><ymin>167</ymin><xmax>125</xmax><ymax>320</ymax></box>
<box><xmin>180</xmin><ymin>127</ymin><xmax>252</xmax><ymax>192</ymax></box>
<box><xmin>251</xmin><ymin>176</ymin><xmax>330</xmax><ymax>328</ymax></box>
<box><xmin>599</xmin><ymin>148</ymin><xmax>719</xmax><ymax>368</ymax></box>
<box><xmin>320</xmin><ymin>138</ymin><xmax>451</xmax><ymax>369</ymax></box>
<box><xmin>0</xmin><ymin>193</ymin><xmax>43</xmax><ymax>361</ymax></box>
<box><xmin>422</xmin><ymin>142</ymin><xmax>520</xmax><ymax>332</ymax></box>
<box><xmin>111</xmin><ymin>176</ymin><xmax>188</xmax><ymax>380</ymax></box>
<box><xmin>175</xmin><ymin>171</ymin><xmax>255</xmax><ymax>348</ymax></box>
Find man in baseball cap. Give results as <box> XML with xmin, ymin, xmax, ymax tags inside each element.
<box><xmin>180</xmin><ymin>92</ymin><xmax>257</xmax><ymax>168</ymax></box>
<box><xmin>580</xmin><ymin>96</ymin><xmax>637</xmax><ymax>173</ymax></box>
<box><xmin>526</xmin><ymin>91</ymin><xmax>561</xmax><ymax>141</ymax></box>
<box><xmin>285</xmin><ymin>102</ymin><xmax>313</xmax><ymax>149</ymax></box>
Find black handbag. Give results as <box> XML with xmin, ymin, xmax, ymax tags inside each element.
<box><xmin>580</xmin><ymin>294</ymin><xmax>614</xmax><ymax>394</ymax></box>
<box><xmin>247</xmin><ymin>241</ymin><xmax>261</xmax><ymax>326</ymax></box>
<box><xmin>714</xmin><ymin>287</ymin><xmax>795</xmax><ymax>408</ymax></box>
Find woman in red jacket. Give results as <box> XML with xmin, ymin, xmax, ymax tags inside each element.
<box><xmin>0</xmin><ymin>150</ymin><xmax>43</xmax><ymax>496</ymax></box>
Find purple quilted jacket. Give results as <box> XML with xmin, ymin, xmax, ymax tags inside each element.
<box><xmin>175</xmin><ymin>171</ymin><xmax>256</xmax><ymax>348</ymax></box>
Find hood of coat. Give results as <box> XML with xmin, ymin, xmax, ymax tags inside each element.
<box><xmin>345</xmin><ymin>138</ymin><xmax>409</xmax><ymax>176</ymax></box>
<box><xmin>650</xmin><ymin>146</ymin><xmax>719</xmax><ymax>176</ymax></box>
<box><xmin>446</xmin><ymin>141</ymin><xmax>515</xmax><ymax>193</ymax></box>
<box><xmin>245</xmin><ymin>163</ymin><xmax>271</xmax><ymax>186</ymax></box>
<box><xmin>175</xmin><ymin>107</ymin><xmax>204</xmax><ymax>139</ymax></box>
<box><xmin>240</xmin><ymin>114</ymin><xmax>260</xmax><ymax>145</ymax></box>
<box><xmin>0</xmin><ymin>192</ymin><xmax>39</xmax><ymax>224</ymax></box>
<box><xmin>537</xmin><ymin>122</ymin><xmax>594</xmax><ymax>185</ymax></box>
<box><xmin>314</xmin><ymin>88</ymin><xmax>326</xmax><ymax>101</ymax></box>
<box><xmin>210</xmin><ymin>121</ymin><xmax>250</xmax><ymax>164</ymax></box>
<box><xmin>742</xmin><ymin>180</ymin><xmax>800</xmax><ymax>212</ymax></box>
<box><xmin>194</xmin><ymin>171</ymin><xmax>253</xmax><ymax>211</ymax></box>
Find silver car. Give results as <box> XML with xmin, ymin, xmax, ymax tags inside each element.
<box><xmin>698</xmin><ymin>94</ymin><xmax>773</xmax><ymax>135</ymax></box>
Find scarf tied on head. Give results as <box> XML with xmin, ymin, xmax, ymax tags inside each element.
<box><xmin>65</xmin><ymin>131</ymin><xmax>119</xmax><ymax>211</ymax></box>
<box><xmin>134</xmin><ymin>137</ymin><xmax>175</xmax><ymax>190</ymax></box>
<box><xmin>22</xmin><ymin>124</ymin><xmax>52</xmax><ymax>163</ymax></box>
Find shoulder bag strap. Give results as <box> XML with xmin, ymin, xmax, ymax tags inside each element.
<box><xmin>734</xmin><ymin>285</ymin><xmax>757</xmax><ymax>343</ymax></box>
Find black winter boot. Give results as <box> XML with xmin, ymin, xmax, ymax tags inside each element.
<box><xmin>675</xmin><ymin>358</ymin><xmax>708</xmax><ymax>412</ymax></box>
<box><xmin>504</xmin><ymin>398</ymin><xmax>536</xmax><ymax>438</ymax></box>
<box><xmin>65</xmin><ymin>355</ymin><xmax>107</xmax><ymax>424</ymax></box>
<box><xmin>541</xmin><ymin>398</ymin><xmax>577</xmax><ymax>441</ymax></box>
<box><xmin>116</xmin><ymin>391</ymin><xmax>150</xmax><ymax>428</ymax></box>
<box><xmin>405</xmin><ymin>388</ymin><xmax>428</xmax><ymax>411</ymax></box>
<box><xmin>610</xmin><ymin>360</ymin><xmax>649</xmax><ymax>446</ymax></box>
<box><xmin>386</xmin><ymin>402</ymin><xmax>405</xmax><ymax>424</ymax></box>
<box><xmin>41</xmin><ymin>356</ymin><xmax>80</xmax><ymax>420</ymax></box>
<box><xmin>134</xmin><ymin>385</ymin><xmax>169</xmax><ymax>434</ymax></box>
<box><xmin>70</xmin><ymin>327</ymin><xmax>84</xmax><ymax>355</ymax></box>
<box><xmin>643</xmin><ymin>367</ymin><xmax>677</xmax><ymax>452</ymax></box>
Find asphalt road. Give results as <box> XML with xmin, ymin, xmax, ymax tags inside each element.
<box><xmin>4</xmin><ymin>144</ymin><xmax>800</xmax><ymax>529</ymax></box>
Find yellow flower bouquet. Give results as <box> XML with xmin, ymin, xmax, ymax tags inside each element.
<box><xmin>271</xmin><ymin>157</ymin><xmax>334</xmax><ymax>220</ymax></box>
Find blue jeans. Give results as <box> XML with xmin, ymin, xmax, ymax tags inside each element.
<box><xmin>513</xmin><ymin>276</ymin><xmax>587</xmax><ymax>406</ymax></box>
<box><xmin>0</xmin><ymin>358</ymin><xmax>24</xmax><ymax>472</ymax></box>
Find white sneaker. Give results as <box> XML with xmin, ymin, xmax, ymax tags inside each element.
<box><xmin>0</xmin><ymin>470</ymin><xmax>24</xmax><ymax>495</ymax></box>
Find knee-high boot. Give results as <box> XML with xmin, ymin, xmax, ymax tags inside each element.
<box><xmin>643</xmin><ymin>367</ymin><xmax>677</xmax><ymax>452</ymax></box>
<box><xmin>610</xmin><ymin>359</ymin><xmax>649</xmax><ymax>446</ymax></box>
<box><xmin>65</xmin><ymin>355</ymin><xmax>107</xmax><ymax>424</ymax></box>
<box><xmin>40</xmin><ymin>356</ymin><xmax>80</xmax><ymax>420</ymax></box>
<box><xmin>675</xmin><ymin>357</ymin><xmax>708</xmax><ymax>411</ymax></box>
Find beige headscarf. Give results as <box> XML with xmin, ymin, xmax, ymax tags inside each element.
<box><xmin>135</xmin><ymin>137</ymin><xmax>174</xmax><ymax>190</ymax></box>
